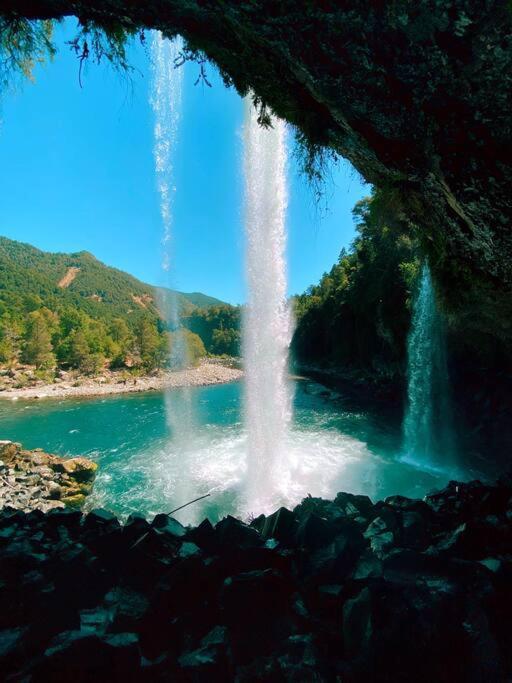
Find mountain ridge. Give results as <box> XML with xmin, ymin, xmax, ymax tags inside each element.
<box><xmin>0</xmin><ymin>235</ymin><xmax>227</xmax><ymax>325</ymax></box>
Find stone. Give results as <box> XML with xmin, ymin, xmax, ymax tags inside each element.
<box><xmin>261</xmin><ymin>507</ymin><xmax>298</xmax><ymax>545</ymax></box>
<box><xmin>294</xmin><ymin>512</ymin><xmax>338</xmax><ymax>549</ymax></box>
<box><xmin>343</xmin><ymin>587</ymin><xmax>372</xmax><ymax>658</ymax></box>
<box><xmin>216</xmin><ymin>515</ymin><xmax>262</xmax><ymax>548</ymax></box>
<box><xmin>58</xmin><ymin>457</ymin><xmax>98</xmax><ymax>483</ymax></box>
<box><xmin>335</xmin><ymin>492</ymin><xmax>373</xmax><ymax>518</ymax></box>
<box><xmin>186</xmin><ymin>518</ymin><xmax>216</xmax><ymax>550</ymax></box>
<box><xmin>152</xmin><ymin>513</ymin><xmax>186</xmax><ymax>537</ymax></box>
<box><xmin>61</xmin><ymin>493</ymin><xmax>86</xmax><ymax>509</ymax></box>
<box><xmin>178</xmin><ymin>541</ymin><xmax>201</xmax><ymax>559</ymax></box>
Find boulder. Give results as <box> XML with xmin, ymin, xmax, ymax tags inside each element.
<box><xmin>215</xmin><ymin>515</ymin><xmax>262</xmax><ymax>548</ymax></box>
<box><xmin>52</xmin><ymin>457</ymin><xmax>98</xmax><ymax>483</ymax></box>
<box><xmin>261</xmin><ymin>507</ymin><xmax>298</xmax><ymax>545</ymax></box>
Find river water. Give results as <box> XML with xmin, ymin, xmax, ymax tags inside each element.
<box><xmin>0</xmin><ymin>379</ymin><xmax>478</xmax><ymax>524</ymax></box>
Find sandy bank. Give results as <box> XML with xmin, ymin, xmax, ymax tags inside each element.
<box><xmin>0</xmin><ymin>360</ymin><xmax>243</xmax><ymax>401</ymax></box>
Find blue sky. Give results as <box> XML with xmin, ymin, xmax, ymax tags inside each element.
<box><xmin>0</xmin><ymin>21</ymin><xmax>368</xmax><ymax>304</ymax></box>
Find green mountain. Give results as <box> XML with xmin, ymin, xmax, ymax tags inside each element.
<box><xmin>0</xmin><ymin>236</ymin><xmax>226</xmax><ymax>326</ymax></box>
<box><xmin>0</xmin><ymin>236</ymin><xmax>240</xmax><ymax>375</ymax></box>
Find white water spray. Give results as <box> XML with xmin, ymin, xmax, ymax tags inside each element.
<box><xmin>243</xmin><ymin>99</ymin><xmax>294</xmax><ymax>512</ymax></box>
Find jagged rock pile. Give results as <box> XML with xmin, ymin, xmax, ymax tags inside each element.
<box><xmin>0</xmin><ymin>441</ymin><xmax>98</xmax><ymax>513</ymax></box>
<box><xmin>0</xmin><ymin>477</ymin><xmax>511</xmax><ymax>681</ymax></box>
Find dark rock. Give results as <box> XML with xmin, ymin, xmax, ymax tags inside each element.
<box><xmin>30</xmin><ymin>630</ymin><xmax>140</xmax><ymax>681</ymax></box>
<box><xmin>186</xmin><ymin>518</ymin><xmax>215</xmax><ymax>550</ymax></box>
<box><xmin>152</xmin><ymin>513</ymin><xmax>186</xmax><ymax>538</ymax></box>
<box><xmin>215</xmin><ymin>515</ymin><xmax>262</xmax><ymax>548</ymax></box>
<box><xmin>334</xmin><ymin>492</ymin><xmax>373</xmax><ymax>518</ymax></box>
<box><xmin>261</xmin><ymin>507</ymin><xmax>298</xmax><ymax>545</ymax></box>
<box><xmin>249</xmin><ymin>513</ymin><xmax>266</xmax><ymax>533</ymax></box>
<box><xmin>294</xmin><ymin>512</ymin><xmax>338</xmax><ymax>549</ymax></box>
<box><xmin>342</xmin><ymin>586</ymin><xmax>372</xmax><ymax>659</ymax></box>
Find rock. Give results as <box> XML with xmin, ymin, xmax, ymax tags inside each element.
<box><xmin>47</xmin><ymin>481</ymin><xmax>62</xmax><ymax>499</ymax></box>
<box><xmin>294</xmin><ymin>512</ymin><xmax>339</xmax><ymax>549</ymax></box>
<box><xmin>261</xmin><ymin>507</ymin><xmax>298</xmax><ymax>545</ymax></box>
<box><xmin>216</xmin><ymin>515</ymin><xmax>262</xmax><ymax>548</ymax></box>
<box><xmin>0</xmin><ymin>442</ymin><xmax>21</xmax><ymax>465</ymax></box>
<box><xmin>61</xmin><ymin>493</ymin><xmax>87</xmax><ymax>509</ymax></box>
<box><xmin>178</xmin><ymin>541</ymin><xmax>201</xmax><ymax>559</ymax></box>
<box><xmin>52</xmin><ymin>457</ymin><xmax>98</xmax><ymax>483</ymax></box>
<box><xmin>33</xmin><ymin>630</ymin><xmax>140</xmax><ymax>680</ymax></box>
<box><xmin>335</xmin><ymin>491</ymin><xmax>373</xmax><ymax>518</ymax></box>
<box><xmin>187</xmin><ymin>518</ymin><xmax>216</xmax><ymax>550</ymax></box>
<box><xmin>152</xmin><ymin>513</ymin><xmax>186</xmax><ymax>538</ymax></box>
<box><xmin>343</xmin><ymin>587</ymin><xmax>372</xmax><ymax>659</ymax></box>
<box><xmin>400</xmin><ymin>510</ymin><xmax>429</xmax><ymax>549</ymax></box>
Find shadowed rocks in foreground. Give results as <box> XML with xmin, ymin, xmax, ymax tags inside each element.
<box><xmin>0</xmin><ymin>477</ymin><xmax>511</xmax><ymax>681</ymax></box>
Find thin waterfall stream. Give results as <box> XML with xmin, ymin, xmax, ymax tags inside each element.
<box><xmin>402</xmin><ymin>263</ymin><xmax>456</xmax><ymax>470</ymax></box>
<box><xmin>150</xmin><ymin>32</ymin><xmax>198</xmax><ymax>521</ymax></box>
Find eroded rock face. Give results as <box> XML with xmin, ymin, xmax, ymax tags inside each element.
<box><xmin>3</xmin><ymin>0</ymin><xmax>512</xmax><ymax>340</ymax></box>
<box><xmin>0</xmin><ymin>479</ymin><xmax>511</xmax><ymax>680</ymax></box>
<box><xmin>0</xmin><ymin>441</ymin><xmax>98</xmax><ymax>512</ymax></box>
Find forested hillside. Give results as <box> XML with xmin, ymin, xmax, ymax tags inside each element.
<box><xmin>0</xmin><ymin>236</ymin><xmax>240</xmax><ymax>376</ymax></box>
<box><xmin>292</xmin><ymin>189</ymin><xmax>420</xmax><ymax>384</ymax></box>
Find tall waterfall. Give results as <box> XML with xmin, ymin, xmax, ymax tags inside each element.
<box><xmin>150</xmin><ymin>32</ymin><xmax>188</xmax><ymax>367</ymax></box>
<box><xmin>243</xmin><ymin>99</ymin><xmax>294</xmax><ymax>512</ymax></box>
<box><xmin>402</xmin><ymin>263</ymin><xmax>455</xmax><ymax>469</ymax></box>
<box><xmin>150</xmin><ymin>32</ymin><xmax>197</xmax><ymax>520</ymax></box>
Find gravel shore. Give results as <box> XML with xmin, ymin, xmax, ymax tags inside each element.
<box><xmin>0</xmin><ymin>360</ymin><xmax>243</xmax><ymax>401</ymax></box>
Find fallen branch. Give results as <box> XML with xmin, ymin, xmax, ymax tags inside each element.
<box><xmin>130</xmin><ymin>493</ymin><xmax>211</xmax><ymax>550</ymax></box>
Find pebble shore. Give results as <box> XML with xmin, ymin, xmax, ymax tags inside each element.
<box><xmin>0</xmin><ymin>360</ymin><xmax>243</xmax><ymax>401</ymax></box>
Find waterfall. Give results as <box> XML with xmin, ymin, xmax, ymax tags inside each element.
<box><xmin>402</xmin><ymin>263</ymin><xmax>455</xmax><ymax>469</ymax></box>
<box><xmin>242</xmin><ymin>99</ymin><xmax>294</xmax><ymax>512</ymax></box>
<box><xmin>150</xmin><ymin>31</ymin><xmax>188</xmax><ymax>368</ymax></box>
<box><xmin>150</xmin><ymin>32</ymin><xmax>198</xmax><ymax>520</ymax></box>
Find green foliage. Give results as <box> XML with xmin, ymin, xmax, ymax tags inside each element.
<box><xmin>134</xmin><ymin>317</ymin><xmax>163</xmax><ymax>371</ymax></box>
<box><xmin>182</xmin><ymin>305</ymin><xmax>241</xmax><ymax>356</ymax></box>
<box><xmin>0</xmin><ymin>17</ymin><xmax>55</xmax><ymax>89</ymax></box>
<box><xmin>22</xmin><ymin>310</ymin><xmax>56</xmax><ymax>370</ymax></box>
<box><xmin>0</xmin><ymin>236</ymin><xmax>234</xmax><ymax>375</ymax></box>
<box><xmin>177</xmin><ymin>329</ymin><xmax>207</xmax><ymax>367</ymax></box>
<box><xmin>293</xmin><ymin>188</ymin><xmax>420</xmax><ymax>380</ymax></box>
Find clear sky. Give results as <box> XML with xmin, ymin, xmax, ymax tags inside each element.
<box><xmin>0</xmin><ymin>21</ymin><xmax>368</xmax><ymax>304</ymax></box>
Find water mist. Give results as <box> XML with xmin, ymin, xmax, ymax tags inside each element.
<box><xmin>242</xmin><ymin>99</ymin><xmax>294</xmax><ymax>513</ymax></box>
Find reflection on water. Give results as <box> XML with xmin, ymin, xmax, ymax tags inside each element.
<box><xmin>0</xmin><ymin>379</ymin><xmax>482</xmax><ymax>523</ymax></box>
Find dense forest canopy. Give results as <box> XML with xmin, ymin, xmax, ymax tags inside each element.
<box><xmin>293</xmin><ymin>189</ymin><xmax>420</xmax><ymax>384</ymax></box>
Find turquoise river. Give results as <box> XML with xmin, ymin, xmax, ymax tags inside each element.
<box><xmin>0</xmin><ymin>379</ymin><xmax>481</xmax><ymax>524</ymax></box>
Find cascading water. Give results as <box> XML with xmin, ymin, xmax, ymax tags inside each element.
<box><xmin>150</xmin><ymin>32</ymin><xmax>197</xmax><ymax>520</ymax></box>
<box><xmin>402</xmin><ymin>263</ymin><xmax>455</xmax><ymax>469</ymax></box>
<box><xmin>242</xmin><ymin>99</ymin><xmax>294</xmax><ymax>513</ymax></box>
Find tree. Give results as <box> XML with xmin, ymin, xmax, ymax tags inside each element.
<box><xmin>22</xmin><ymin>310</ymin><xmax>56</xmax><ymax>369</ymax></box>
<box><xmin>135</xmin><ymin>317</ymin><xmax>162</xmax><ymax>371</ymax></box>
<box><xmin>67</xmin><ymin>328</ymin><xmax>95</xmax><ymax>373</ymax></box>
<box><xmin>211</xmin><ymin>327</ymin><xmax>240</xmax><ymax>356</ymax></box>
<box><xmin>0</xmin><ymin>316</ymin><xmax>22</xmax><ymax>367</ymax></box>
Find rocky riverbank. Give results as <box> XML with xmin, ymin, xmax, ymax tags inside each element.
<box><xmin>0</xmin><ymin>441</ymin><xmax>97</xmax><ymax>513</ymax></box>
<box><xmin>0</xmin><ymin>475</ymin><xmax>511</xmax><ymax>680</ymax></box>
<box><xmin>0</xmin><ymin>359</ymin><xmax>243</xmax><ymax>401</ymax></box>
